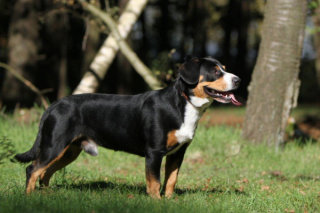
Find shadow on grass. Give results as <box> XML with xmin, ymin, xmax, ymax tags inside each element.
<box><xmin>266</xmin><ymin>171</ymin><xmax>320</xmax><ymax>182</ymax></box>
<box><xmin>55</xmin><ymin>181</ymin><xmax>146</xmax><ymax>195</ymax></box>
<box><xmin>52</xmin><ymin>181</ymin><xmax>246</xmax><ymax>196</ymax></box>
<box><xmin>174</xmin><ymin>187</ymin><xmax>246</xmax><ymax>195</ymax></box>
<box><xmin>294</xmin><ymin>175</ymin><xmax>320</xmax><ymax>181</ymax></box>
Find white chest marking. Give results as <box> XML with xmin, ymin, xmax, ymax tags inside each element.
<box><xmin>175</xmin><ymin>97</ymin><xmax>213</xmax><ymax>144</ymax></box>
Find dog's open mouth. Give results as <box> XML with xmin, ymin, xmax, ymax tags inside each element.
<box><xmin>204</xmin><ymin>87</ymin><xmax>242</xmax><ymax>106</ymax></box>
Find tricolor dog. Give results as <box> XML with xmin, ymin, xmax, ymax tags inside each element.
<box><xmin>15</xmin><ymin>57</ymin><xmax>241</xmax><ymax>198</ymax></box>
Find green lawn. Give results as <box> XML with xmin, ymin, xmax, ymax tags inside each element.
<box><xmin>0</xmin><ymin>109</ymin><xmax>320</xmax><ymax>213</ymax></box>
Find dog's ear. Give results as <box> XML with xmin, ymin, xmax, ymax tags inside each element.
<box><xmin>178</xmin><ymin>58</ymin><xmax>201</xmax><ymax>86</ymax></box>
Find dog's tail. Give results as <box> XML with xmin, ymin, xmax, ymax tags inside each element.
<box><xmin>14</xmin><ymin>137</ymin><xmax>41</xmax><ymax>163</ymax></box>
<box><xmin>14</xmin><ymin>107</ymin><xmax>52</xmax><ymax>163</ymax></box>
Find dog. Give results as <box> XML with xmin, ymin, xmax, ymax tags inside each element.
<box><xmin>15</xmin><ymin>57</ymin><xmax>241</xmax><ymax>198</ymax></box>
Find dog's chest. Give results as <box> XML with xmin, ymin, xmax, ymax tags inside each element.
<box><xmin>175</xmin><ymin>97</ymin><xmax>212</xmax><ymax>144</ymax></box>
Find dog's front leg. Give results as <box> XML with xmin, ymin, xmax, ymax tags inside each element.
<box><xmin>163</xmin><ymin>143</ymin><xmax>189</xmax><ymax>198</ymax></box>
<box><xmin>145</xmin><ymin>148</ymin><xmax>163</xmax><ymax>199</ymax></box>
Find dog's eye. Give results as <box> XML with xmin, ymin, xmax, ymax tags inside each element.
<box><xmin>215</xmin><ymin>70</ymin><xmax>219</xmax><ymax>75</ymax></box>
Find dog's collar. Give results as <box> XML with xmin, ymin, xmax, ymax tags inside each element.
<box><xmin>181</xmin><ymin>92</ymin><xmax>197</xmax><ymax>108</ymax></box>
<box><xmin>178</xmin><ymin>77</ymin><xmax>197</xmax><ymax>108</ymax></box>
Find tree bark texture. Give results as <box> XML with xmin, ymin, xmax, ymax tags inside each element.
<box><xmin>313</xmin><ymin>4</ymin><xmax>320</xmax><ymax>87</ymax></box>
<box><xmin>242</xmin><ymin>0</ymin><xmax>307</xmax><ymax>146</ymax></box>
<box><xmin>1</xmin><ymin>0</ymin><xmax>39</xmax><ymax>107</ymax></box>
<box><xmin>73</xmin><ymin>0</ymin><xmax>152</xmax><ymax>94</ymax></box>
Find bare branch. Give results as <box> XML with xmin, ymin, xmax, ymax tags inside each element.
<box><xmin>0</xmin><ymin>62</ymin><xmax>49</xmax><ymax>109</ymax></box>
<box><xmin>80</xmin><ymin>0</ymin><xmax>163</xmax><ymax>90</ymax></box>
<box><xmin>73</xmin><ymin>0</ymin><xmax>163</xmax><ymax>94</ymax></box>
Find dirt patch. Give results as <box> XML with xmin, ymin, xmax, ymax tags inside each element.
<box><xmin>200</xmin><ymin>108</ymin><xmax>245</xmax><ymax>127</ymax></box>
<box><xmin>200</xmin><ymin>108</ymin><xmax>320</xmax><ymax>141</ymax></box>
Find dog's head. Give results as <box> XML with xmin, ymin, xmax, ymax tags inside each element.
<box><xmin>178</xmin><ymin>57</ymin><xmax>241</xmax><ymax>106</ymax></box>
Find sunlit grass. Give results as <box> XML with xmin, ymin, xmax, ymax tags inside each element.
<box><xmin>0</xmin><ymin>109</ymin><xmax>320</xmax><ymax>212</ymax></box>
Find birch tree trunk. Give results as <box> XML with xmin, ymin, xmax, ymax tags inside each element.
<box><xmin>242</xmin><ymin>0</ymin><xmax>307</xmax><ymax>147</ymax></box>
<box><xmin>80</xmin><ymin>1</ymin><xmax>162</xmax><ymax>90</ymax></box>
<box><xmin>73</xmin><ymin>0</ymin><xmax>148</xmax><ymax>94</ymax></box>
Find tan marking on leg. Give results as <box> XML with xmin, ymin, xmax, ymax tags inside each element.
<box><xmin>26</xmin><ymin>145</ymin><xmax>72</xmax><ymax>194</ymax></box>
<box><xmin>167</xmin><ymin>130</ymin><xmax>178</xmax><ymax>149</ymax></box>
<box><xmin>39</xmin><ymin>171</ymin><xmax>47</xmax><ymax>185</ymax></box>
<box><xmin>146</xmin><ymin>172</ymin><xmax>161</xmax><ymax>199</ymax></box>
<box><xmin>40</xmin><ymin>145</ymin><xmax>82</xmax><ymax>187</ymax></box>
<box><xmin>164</xmin><ymin>160</ymin><xmax>180</xmax><ymax>198</ymax></box>
<box><xmin>26</xmin><ymin>167</ymin><xmax>46</xmax><ymax>194</ymax></box>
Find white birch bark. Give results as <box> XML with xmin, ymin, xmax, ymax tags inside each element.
<box><xmin>73</xmin><ymin>0</ymin><xmax>155</xmax><ymax>94</ymax></box>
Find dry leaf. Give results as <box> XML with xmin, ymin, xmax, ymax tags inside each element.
<box><xmin>238</xmin><ymin>186</ymin><xmax>244</xmax><ymax>192</ymax></box>
<box><xmin>300</xmin><ymin>190</ymin><xmax>306</xmax><ymax>195</ymax></box>
<box><xmin>271</xmin><ymin>171</ymin><xmax>282</xmax><ymax>176</ymax></box>
<box><xmin>284</xmin><ymin>209</ymin><xmax>295</xmax><ymax>213</ymax></box>
<box><xmin>242</xmin><ymin>178</ymin><xmax>249</xmax><ymax>183</ymax></box>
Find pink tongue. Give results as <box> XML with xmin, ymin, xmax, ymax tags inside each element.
<box><xmin>229</xmin><ymin>93</ymin><xmax>242</xmax><ymax>106</ymax></box>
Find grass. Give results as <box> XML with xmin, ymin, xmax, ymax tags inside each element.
<box><xmin>1</xmin><ymin>108</ymin><xmax>320</xmax><ymax>213</ymax></box>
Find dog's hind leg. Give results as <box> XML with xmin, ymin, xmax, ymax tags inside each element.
<box><xmin>39</xmin><ymin>144</ymin><xmax>82</xmax><ymax>187</ymax></box>
<box><xmin>26</xmin><ymin>144</ymin><xmax>75</xmax><ymax>194</ymax></box>
<box><xmin>145</xmin><ymin>148</ymin><xmax>164</xmax><ymax>199</ymax></box>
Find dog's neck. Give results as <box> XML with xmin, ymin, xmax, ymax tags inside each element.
<box><xmin>174</xmin><ymin>95</ymin><xmax>212</xmax><ymax>145</ymax></box>
<box><xmin>177</xmin><ymin>80</ymin><xmax>213</xmax><ymax>110</ymax></box>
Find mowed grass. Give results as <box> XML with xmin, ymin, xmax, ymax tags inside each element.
<box><xmin>1</xmin><ymin>108</ymin><xmax>320</xmax><ymax>213</ymax></box>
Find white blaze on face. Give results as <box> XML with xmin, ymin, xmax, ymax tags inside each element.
<box><xmin>221</xmin><ymin>70</ymin><xmax>236</xmax><ymax>91</ymax></box>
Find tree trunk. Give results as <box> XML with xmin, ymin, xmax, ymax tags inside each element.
<box><xmin>242</xmin><ymin>0</ymin><xmax>307</xmax><ymax>147</ymax></box>
<box><xmin>313</xmin><ymin>4</ymin><xmax>320</xmax><ymax>87</ymax></box>
<box><xmin>116</xmin><ymin>0</ymin><xmax>134</xmax><ymax>94</ymax></box>
<box><xmin>73</xmin><ymin>0</ymin><xmax>149</xmax><ymax>94</ymax></box>
<box><xmin>1</xmin><ymin>0</ymin><xmax>39</xmax><ymax>108</ymax></box>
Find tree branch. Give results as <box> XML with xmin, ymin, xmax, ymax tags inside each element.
<box><xmin>73</xmin><ymin>0</ymin><xmax>153</xmax><ymax>94</ymax></box>
<box><xmin>0</xmin><ymin>62</ymin><xmax>49</xmax><ymax>109</ymax></box>
<box><xmin>75</xmin><ymin>0</ymin><xmax>163</xmax><ymax>93</ymax></box>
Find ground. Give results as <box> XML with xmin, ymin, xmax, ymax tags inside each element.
<box><xmin>0</xmin><ymin>105</ymin><xmax>320</xmax><ymax>212</ymax></box>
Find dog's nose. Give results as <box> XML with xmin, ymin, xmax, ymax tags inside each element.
<box><xmin>233</xmin><ymin>77</ymin><xmax>241</xmax><ymax>87</ymax></box>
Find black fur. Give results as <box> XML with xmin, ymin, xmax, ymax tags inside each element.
<box><xmin>179</xmin><ymin>58</ymin><xmax>201</xmax><ymax>86</ymax></box>
<box><xmin>15</xmin><ymin>57</ymin><xmax>240</xmax><ymax>197</ymax></box>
